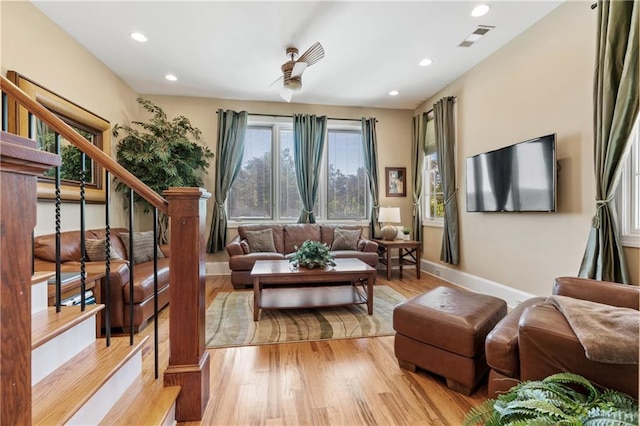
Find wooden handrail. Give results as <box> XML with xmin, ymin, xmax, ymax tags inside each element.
<box><xmin>0</xmin><ymin>75</ymin><xmax>169</xmax><ymax>215</ymax></box>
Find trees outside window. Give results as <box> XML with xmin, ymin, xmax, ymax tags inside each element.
<box><xmin>423</xmin><ymin>153</ymin><xmax>444</xmax><ymax>221</ymax></box>
<box><xmin>228</xmin><ymin>120</ymin><xmax>368</xmax><ymax>222</ymax></box>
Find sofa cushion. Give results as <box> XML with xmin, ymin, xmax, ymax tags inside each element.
<box><xmin>283</xmin><ymin>224</ymin><xmax>321</xmax><ymax>254</ymax></box>
<box><xmin>244</xmin><ymin>228</ymin><xmax>277</xmax><ymax>253</ymax></box>
<box><xmin>229</xmin><ymin>252</ymin><xmax>285</xmax><ymax>270</ymax></box>
<box><xmin>85</xmin><ymin>238</ymin><xmax>123</xmax><ymax>261</ymax></box>
<box><xmin>331</xmin><ymin>228</ymin><xmax>362</xmax><ymax>251</ymax></box>
<box><xmin>320</xmin><ymin>225</ymin><xmax>362</xmax><ymax>247</ymax></box>
<box><xmin>119</xmin><ymin>231</ymin><xmax>165</xmax><ymax>265</ymax></box>
<box><xmin>485</xmin><ymin>297</ymin><xmax>545</xmax><ymax>377</ymax></box>
<box><xmin>238</xmin><ymin>225</ymin><xmax>284</xmax><ymax>253</ymax></box>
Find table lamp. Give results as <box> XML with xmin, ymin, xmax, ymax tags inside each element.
<box><xmin>379</xmin><ymin>206</ymin><xmax>401</xmax><ymax>240</ymax></box>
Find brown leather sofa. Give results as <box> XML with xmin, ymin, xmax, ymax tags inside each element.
<box><xmin>226</xmin><ymin>224</ymin><xmax>379</xmax><ymax>289</ymax></box>
<box><xmin>485</xmin><ymin>277</ymin><xmax>639</xmax><ymax>399</ymax></box>
<box><xmin>34</xmin><ymin>228</ymin><xmax>170</xmax><ymax>332</ymax></box>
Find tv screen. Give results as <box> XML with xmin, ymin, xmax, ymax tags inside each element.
<box><xmin>466</xmin><ymin>134</ymin><xmax>557</xmax><ymax>212</ymax></box>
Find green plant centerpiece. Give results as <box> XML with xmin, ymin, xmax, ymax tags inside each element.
<box><xmin>113</xmin><ymin>97</ymin><xmax>214</xmax><ymax>243</ymax></box>
<box><xmin>464</xmin><ymin>372</ymin><xmax>638</xmax><ymax>426</ymax></box>
<box><xmin>289</xmin><ymin>240</ymin><xmax>336</xmax><ymax>269</ymax></box>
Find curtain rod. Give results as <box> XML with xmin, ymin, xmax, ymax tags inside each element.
<box><xmin>217</xmin><ymin>111</ymin><xmax>375</xmax><ymax>123</ymax></box>
<box><xmin>423</xmin><ymin>96</ymin><xmax>458</xmax><ymax>116</ymax></box>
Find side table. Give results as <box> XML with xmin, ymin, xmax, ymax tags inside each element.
<box><xmin>374</xmin><ymin>239</ymin><xmax>422</xmax><ymax>280</ymax></box>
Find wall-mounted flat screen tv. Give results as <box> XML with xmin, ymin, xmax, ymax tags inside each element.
<box><xmin>466</xmin><ymin>134</ymin><xmax>557</xmax><ymax>212</ymax></box>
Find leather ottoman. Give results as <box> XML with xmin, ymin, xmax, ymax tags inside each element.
<box><xmin>393</xmin><ymin>286</ymin><xmax>507</xmax><ymax>395</ymax></box>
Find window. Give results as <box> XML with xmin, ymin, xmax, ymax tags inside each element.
<box><xmin>423</xmin><ymin>153</ymin><xmax>444</xmax><ymax>222</ymax></box>
<box><xmin>422</xmin><ymin>114</ymin><xmax>444</xmax><ymax>224</ymax></box>
<box><xmin>326</xmin><ymin>129</ymin><xmax>368</xmax><ymax>219</ymax></box>
<box><xmin>228</xmin><ymin>118</ymin><xmax>369</xmax><ymax>222</ymax></box>
<box><xmin>618</xmin><ymin>119</ymin><xmax>639</xmax><ymax>247</ymax></box>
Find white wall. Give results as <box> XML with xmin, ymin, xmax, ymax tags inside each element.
<box><xmin>1</xmin><ymin>2</ymin><xmax>141</xmax><ymax>235</ymax></box>
<box><xmin>416</xmin><ymin>2</ymin><xmax>638</xmax><ymax>291</ymax></box>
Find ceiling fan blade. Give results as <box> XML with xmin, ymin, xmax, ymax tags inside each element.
<box><xmin>268</xmin><ymin>75</ymin><xmax>284</xmax><ymax>89</ymax></box>
<box><xmin>280</xmin><ymin>87</ymin><xmax>294</xmax><ymax>102</ymax></box>
<box><xmin>291</xmin><ymin>62</ymin><xmax>308</xmax><ymax>78</ymax></box>
<box><xmin>297</xmin><ymin>42</ymin><xmax>325</xmax><ymax>67</ymax></box>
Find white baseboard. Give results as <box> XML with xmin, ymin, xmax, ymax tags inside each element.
<box><xmin>206</xmin><ymin>262</ymin><xmax>230</xmax><ymax>276</ymax></box>
<box><xmin>421</xmin><ymin>259</ymin><xmax>536</xmax><ymax>309</ymax></box>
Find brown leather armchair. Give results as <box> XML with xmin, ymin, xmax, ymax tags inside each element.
<box><xmin>485</xmin><ymin>277</ymin><xmax>639</xmax><ymax>399</ymax></box>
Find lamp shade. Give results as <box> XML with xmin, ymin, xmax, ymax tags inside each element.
<box><xmin>378</xmin><ymin>206</ymin><xmax>401</xmax><ymax>223</ymax></box>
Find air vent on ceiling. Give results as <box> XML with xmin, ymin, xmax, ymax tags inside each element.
<box><xmin>458</xmin><ymin>25</ymin><xmax>495</xmax><ymax>48</ymax></box>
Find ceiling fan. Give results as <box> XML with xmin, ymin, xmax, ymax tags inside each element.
<box><xmin>272</xmin><ymin>41</ymin><xmax>325</xmax><ymax>102</ymax></box>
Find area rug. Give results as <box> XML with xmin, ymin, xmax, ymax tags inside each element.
<box><xmin>205</xmin><ymin>285</ymin><xmax>406</xmax><ymax>348</ymax></box>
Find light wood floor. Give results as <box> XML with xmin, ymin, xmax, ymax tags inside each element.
<box><xmin>135</xmin><ymin>270</ymin><xmax>488</xmax><ymax>425</ymax></box>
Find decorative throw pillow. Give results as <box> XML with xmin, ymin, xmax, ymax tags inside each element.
<box><xmin>331</xmin><ymin>228</ymin><xmax>361</xmax><ymax>251</ymax></box>
<box><xmin>118</xmin><ymin>231</ymin><xmax>165</xmax><ymax>264</ymax></box>
<box><xmin>85</xmin><ymin>238</ymin><xmax>122</xmax><ymax>261</ymax></box>
<box><xmin>244</xmin><ymin>228</ymin><xmax>277</xmax><ymax>253</ymax></box>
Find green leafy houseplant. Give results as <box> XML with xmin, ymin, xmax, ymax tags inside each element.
<box><xmin>402</xmin><ymin>227</ymin><xmax>411</xmax><ymax>235</ymax></box>
<box><xmin>113</xmin><ymin>98</ymin><xmax>214</xmax><ymax>243</ymax></box>
<box><xmin>289</xmin><ymin>240</ymin><xmax>336</xmax><ymax>269</ymax></box>
<box><xmin>464</xmin><ymin>372</ymin><xmax>638</xmax><ymax>426</ymax></box>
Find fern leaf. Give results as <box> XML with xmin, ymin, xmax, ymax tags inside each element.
<box><xmin>463</xmin><ymin>400</ymin><xmax>498</xmax><ymax>426</ymax></box>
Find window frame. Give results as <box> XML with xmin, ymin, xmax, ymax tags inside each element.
<box><xmin>618</xmin><ymin>119</ymin><xmax>639</xmax><ymax>248</ymax></box>
<box><xmin>227</xmin><ymin>117</ymin><xmax>370</xmax><ymax>225</ymax></box>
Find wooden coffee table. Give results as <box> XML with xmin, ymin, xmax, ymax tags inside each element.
<box><xmin>251</xmin><ymin>258</ymin><xmax>376</xmax><ymax>321</ymax></box>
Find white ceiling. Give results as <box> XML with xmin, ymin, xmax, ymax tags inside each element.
<box><xmin>33</xmin><ymin>1</ymin><xmax>564</xmax><ymax>110</ymax></box>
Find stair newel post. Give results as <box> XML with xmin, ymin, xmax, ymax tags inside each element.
<box><xmin>163</xmin><ymin>187</ymin><xmax>211</xmax><ymax>422</ymax></box>
<box><xmin>0</xmin><ymin>133</ymin><xmax>60</xmax><ymax>425</ymax></box>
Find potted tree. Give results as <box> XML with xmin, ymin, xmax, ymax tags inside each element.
<box><xmin>113</xmin><ymin>97</ymin><xmax>214</xmax><ymax>243</ymax></box>
<box><xmin>289</xmin><ymin>240</ymin><xmax>336</xmax><ymax>269</ymax></box>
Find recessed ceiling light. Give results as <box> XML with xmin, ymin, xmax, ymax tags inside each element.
<box><xmin>389</xmin><ymin>90</ymin><xmax>399</xmax><ymax>96</ymax></box>
<box><xmin>165</xmin><ymin>74</ymin><xmax>178</xmax><ymax>81</ymax></box>
<box><xmin>471</xmin><ymin>4</ymin><xmax>491</xmax><ymax>17</ymax></box>
<box><xmin>130</xmin><ymin>32</ymin><xmax>147</xmax><ymax>42</ymax></box>
<box><xmin>419</xmin><ymin>58</ymin><xmax>433</xmax><ymax>67</ymax></box>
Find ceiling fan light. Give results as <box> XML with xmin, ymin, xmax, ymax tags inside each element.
<box><xmin>284</xmin><ymin>78</ymin><xmax>302</xmax><ymax>91</ymax></box>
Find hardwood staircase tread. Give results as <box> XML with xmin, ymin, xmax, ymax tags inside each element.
<box><xmin>32</xmin><ymin>305</ymin><xmax>105</xmax><ymax>349</ymax></box>
<box><xmin>99</xmin><ymin>384</ymin><xmax>181</xmax><ymax>425</ymax></box>
<box><xmin>32</xmin><ymin>271</ymin><xmax>55</xmax><ymax>285</ymax></box>
<box><xmin>32</xmin><ymin>335</ymin><xmax>149</xmax><ymax>425</ymax></box>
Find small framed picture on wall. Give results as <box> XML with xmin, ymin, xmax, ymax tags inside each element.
<box><xmin>385</xmin><ymin>167</ymin><xmax>406</xmax><ymax>197</ymax></box>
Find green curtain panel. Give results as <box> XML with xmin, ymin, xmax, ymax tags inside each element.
<box><xmin>434</xmin><ymin>97</ymin><xmax>460</xmax><ymax>265</ymax></box>
<box><xmin>411</xmin><ymin>114</ymin><xmax>427</xmax><ymax>242</ymax></box>
<box><xmin>293</xmin><ymin>114</ymin><xmax>327</xmax><ymax>223</ymax></box>
<box><xmin>361</xmin><ymin>117</ymin><xmax>381</xmax><ymax>239</ymax></box>
<box><xmin>206</xmin><ymin>109</ymin><xmax>248</xmax><ymax>253</ymax></box>
<box><xmin>579</xmin><ymin>0</ymin><xmax>639</xmax><ymax>283</ymax></box>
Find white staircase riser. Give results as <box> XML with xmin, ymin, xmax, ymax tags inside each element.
<box><xmin>32</xmin><ymin>280</ymin><xmax>48</xmax><ymax>314</ymax></box>
<box><xmin>67</xmin><ymin>352</ymin><xmax>142</xmax><ymax>425</ymax></box>
<box><xmin>162</xmin><ymin>404</ymin><xmax>177</xmax><ymax>426</ymax></box>
<box><xmin>32</xmin><ymin>317</ymin><xmax>96</xmax><ymax>385</ymax></box>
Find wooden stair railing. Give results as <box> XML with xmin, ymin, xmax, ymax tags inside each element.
<box><xmin>0</xmin><ymin>75</ymin><xmax>211</xmax><ymax>422</ymax></box>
